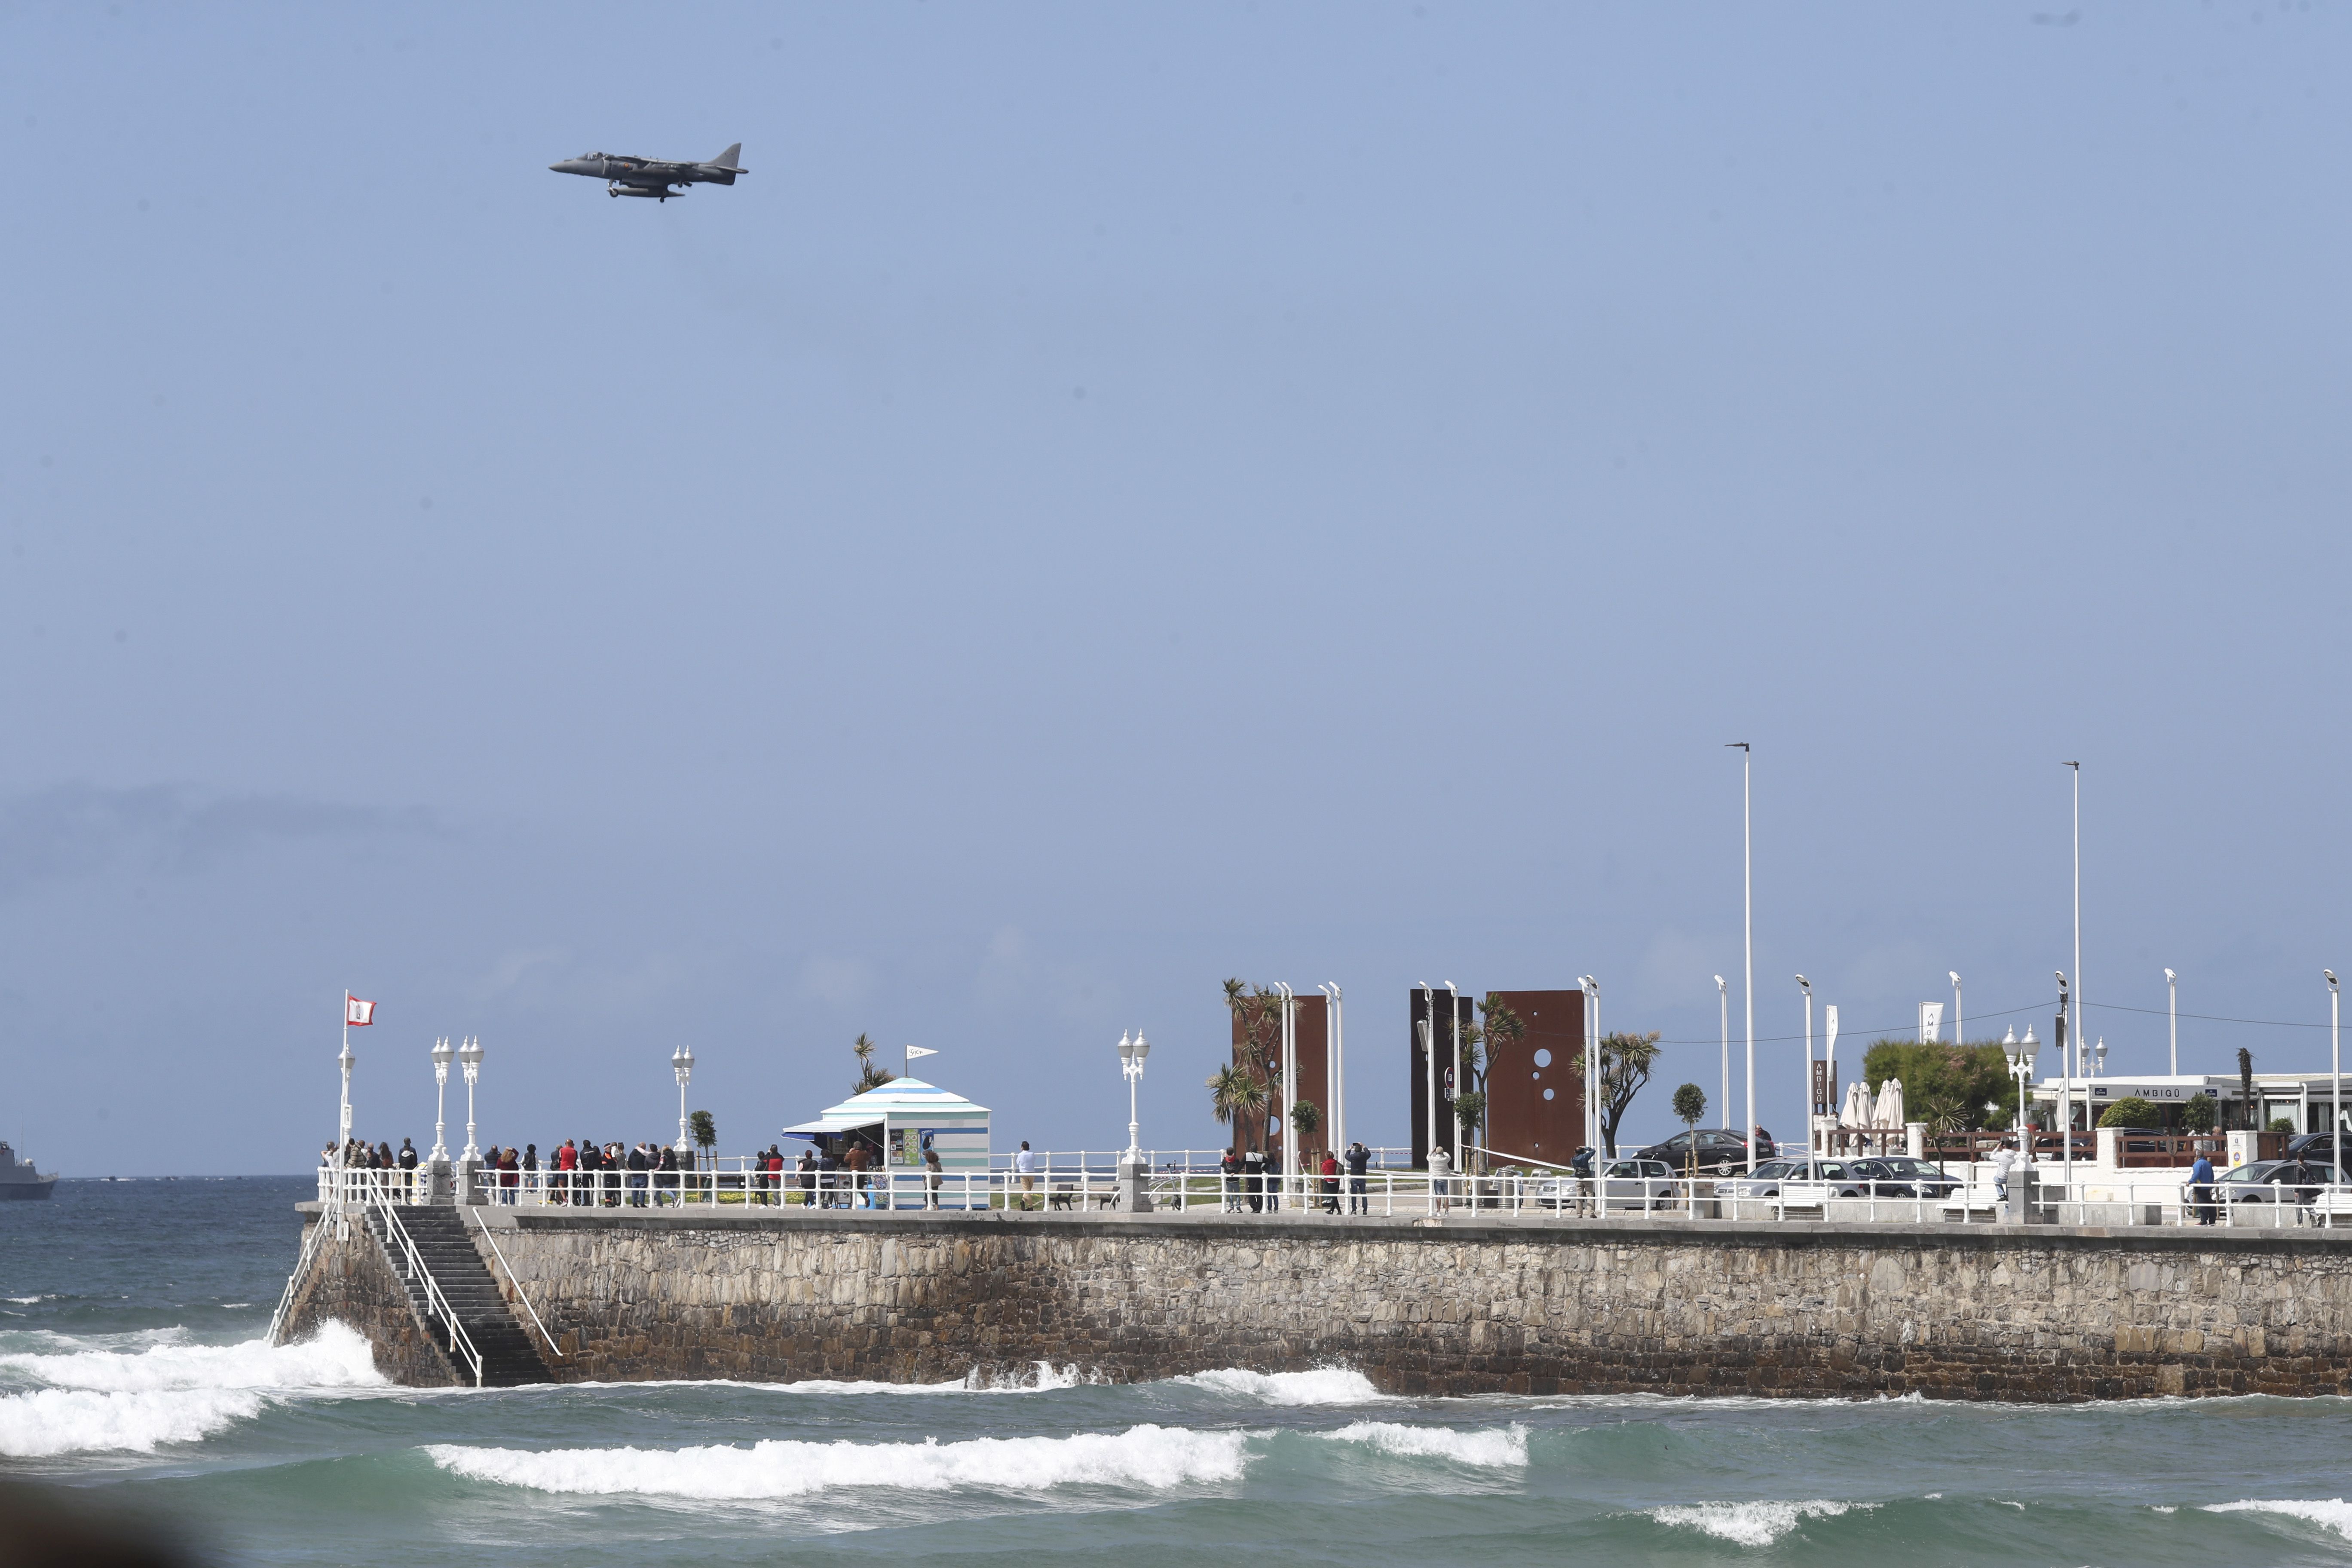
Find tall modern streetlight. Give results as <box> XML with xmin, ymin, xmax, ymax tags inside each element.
<box><xmin>1728</xmin><ymin>741</ymin><xmax>1754</xmax><ymax>1173</ymax></box>
<box><xmin>2328</xmin><ymin>972</ymin><xmax>2341</xmax><ymax>1187</ymax></box>
<box><xmin>672</xmin><ymin>1044</ymin><xmax>695</xmax><ymax>1155</ymax></box>
<box><xmin>1317</xmin><ymin>983</ymin><xmax>1345</xmax><ymax>1155</ymax></box>
<box><xmin>429</xmin><ymin>1036</ymin><xmax>453</xmax><ymax>1162</ymax></box>
<box><xmin>2065</xmin><ymin>762</ymin><xmax>2082</xmax><ymax>1179</ymax></box>
<box><xmin>1580</xmin><ymin>975</ymin><xmax>1599</xmax><ymax>1161</ymax></box>
<box><xmin>1796</xmin><ymin>976</ymin><xmax>1813</xmax><ymax>1155</ymax></box>
<box><xmin>2165</xmin><ymin>968</ymin><xmax>2178</xmax><ymax>1075</ymax></box>
<box><xmin>1274</xmin><ymin>983</ymin><xmax>1298</xmax><ymax>1192</ymax></box>
<box><xmin>458</xmin><ymin>1035</ymin><xmax>483</xmax><ymax>1163</ymax></box>
<box><xmin>1950</xmin><ymin>972</ymin><xmax>1963</xmax><ymax>1050</ymax></box>
<box><xmin>1714</xmin><ymin>975</ymin><xmax>1729</xmax><ymax>1137</ymax></box>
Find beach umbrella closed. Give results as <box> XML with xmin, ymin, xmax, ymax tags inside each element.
<box><xmin>1873</xmin><ymin>1077</ymin><xmax>1905</xmax><ymax>1129</ymax></box>
<box><xmin>1841</xmin><ymin>1081</ymin><xmax>1873</xmax><ymax>1128</ymax></box>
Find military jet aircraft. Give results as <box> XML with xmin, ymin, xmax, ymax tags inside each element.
<box><xmin>548</xmin><ymin>144</ymin><xmax>747</xmax><ymax>202</ymax></box>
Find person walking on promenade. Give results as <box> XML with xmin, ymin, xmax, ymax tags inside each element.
<box><xmin>796</xmin><ymin>1146</ymin><xmax>815</xmax><ymax>1206</ymax></box>
<box><xmin>816</xmin><ymin>1144</ymin><xmax>840</xmax><ymax>1207</ymax></box>
<box><xmin>924</xmin><ymin>1145</ymin><xmax>944</xmax><ymax>1209</ymax></box>
<box><xmin>1428</xmin><ymin>1145</ymin><xmax>1453</xmax><ymax>1215</ymax></box>
<box><xmin>1345</xmin><ymin>1140</ymin><xmax>1371</xmax><ymax>1214</ymax></box>
<box><xmin>397</xmin><ymin>1138</ymin><xmax>419</xmax><ymax>1201</ymax></box>
<box><xmin>500</xmin><ymin>1145</ymin><xmax>521</xmax><ymax>1204</ymax></box>
<box><xmin>522</xmin><ymin>1143</ymin><xmax>539</xmax><ymax>1203</ymax></box>
<box><xmin>1990</xmin><ymin>1137</ymin><xmax>2017</xmax><ymax>1202</ymax></box>
<box><xmin>844</xmin><ymin>1139</ymin><xmax>872</xmax><ymax>1208</ymax></box>
<box><xmin>1014</xmin><ymin>1142</ymin><xmax>1038</xmax><ymax>1211</ymax></box>
<box><xmin>653</xmin><ymin>1143</ymin><xmax>676</xmax><ymax>1206</ymax></box>
<box><xmin>1320</xmin><ymin>1148</ymin><xmax>1341</xmax><ymax>1213</ymax></box>
<box><xmin>2190</xmin><ymin>1149</ymin><xmax>2217</xmax><ymax>1225</ymax></box>
<box><xmin>1243</xmin><ymin>1147</ymin><xmax>1265</xmax><ymax>1213</ymax></box>
<box><xmin>1221</xmin><ymin>1148</ymin><xmax>1243</xmax><ymax>1212</ymax></box>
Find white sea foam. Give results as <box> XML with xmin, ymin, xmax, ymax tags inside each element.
<box><xmin>426</xmin><ymin>1422</ymin><xmax>1252</xmax><ymax>1501</ymax></box>
<box><xmin>1652</xmin><ymin>1500</ymin><xmax>1861</xmax><ymax>1547</ymax></box>
<box><xmin>0</xmin><ymin>1320</ymin><xmax>382</xmax><ymax>1394</ymax></box>
<box><xmin>1322</xmin><ymin>1421</ymin><xmax>1528</xmax><ymax>1467</ymax></box>
<box><xmin>0</xmin><ymin>1321</ymin><xmax>385</xmax><ymax>1457</ymax></box>
<box><xmin>2206</xmin><ymin>1499</ymin><xmax>2352</xmax><ymax>1538</ymax></box>
<box><xmin>0</xmin><ymin>1386</ymin><xmax>266</xmax><ymax>1457</ymax></box>
<box><xmin>1177</xmin><ymin>1367</ymin><xmax>1382</xmax><ymax>1406</ymax></box>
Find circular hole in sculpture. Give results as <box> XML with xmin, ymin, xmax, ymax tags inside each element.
<box><xmin>1542</xmin><ymin>1087</ymin><xmax>1556</xmax><ymax>1101</ymax></box>
<box><xmin>1533</xmin><ymin>1048</ymin><xmax>1553</xmax><ymax>1068</ymax></box>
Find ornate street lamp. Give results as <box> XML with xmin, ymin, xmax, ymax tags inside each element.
<box><xmin>458</xmin><ymin>1035</ymin><xmax>483</xmax><ymax>1162</ymax></box>
<box><xmin>1117</xmin><ymin>1029</ymin><xmax>1150</xmax><ymax>1161</ymax></box>
<box><xmin>429</xmin><ymin>1037</ymin><xmax>453</xmax><ymax>1162</ymax></box>
<box><xmin>673</xmin><ymin>1044</ymin><xmax>696</xmax><ymax>1157</ymax></box>
<box><xmin>2003</xmin><ymin>1026</ymin><xmax>2039</xmax><ymax>1151</ymax></box>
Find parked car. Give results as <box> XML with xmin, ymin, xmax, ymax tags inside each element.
<box><xmin>1715</xmin><ymin>1158</ymin><xmax>1802</xmax><ymax>1200</ymax></box>
<box><xmin>2215</xmin><ymin>1160</ymin><xmax>2330</xmax><ymax>1206</ymax></box>
<box><xmin>2285</xmin><ymin>1132</ymin><xmax>2349</xmax><ymax>1170</ymax></box>
<box><xmin>1845</xmin><ymin>1157</ymin><xmax>1964</xmax><ymax>1199</ymax></box>
<box><xmin>1636</xmin><ymin>1128</ymin><xmax>1774</xmax><ymax>1175</ymax></box>
<box><xmin>1532</xmin><ymin>1158</ymin><xmax>1681</xmax><ymax>1210</ymax></box>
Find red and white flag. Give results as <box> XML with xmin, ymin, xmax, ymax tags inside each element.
<box><xmin>346</xmin><ymin>994</ymin><xmax>377</xmax><ymax>1027</ymax></box>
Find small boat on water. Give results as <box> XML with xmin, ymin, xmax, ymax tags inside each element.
<box><xmin>0</xmin><ymin>1142</ymin><xmax>57</xmax><ymax>1200</ymax></box>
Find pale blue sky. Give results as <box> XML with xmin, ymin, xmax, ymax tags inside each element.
<box><xmin>4</xmin><ymin>3</ymin><xmax>2348</xmax><ymax>1173</ymax></box>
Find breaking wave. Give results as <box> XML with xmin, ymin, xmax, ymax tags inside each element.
<box><xmin>1322</xmin><ymin>1421</ymin><xmax>1528</xmax><ymax>1467</ymax></box>
<box><xmin>1176</xmin><ymin>1367</ymin><xmax>1382</xmax><ymax>1405</ymax></box>
<box><xmin>1650</xmin><ymin>1500</ymin><xmax>1864</xmax><ymax>1546</ymax></box>
<box><xmin>0</xmin><ymin>1320</ymin><xmax>384</xmax><ymax>1457</ymax></box>
<box><xmin>427</xmin><ymin>1422</ymin><xmax>1252</xmax><ymax>1500</ymax></box>
<box><xmin>2205</xmin><ymin>1499</ymin><xmax>2352</xmax><ymax>1539</ymax></box>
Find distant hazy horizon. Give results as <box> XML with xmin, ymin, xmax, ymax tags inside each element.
<box><xmin>5</xmin><ymin>3</ymin><xmax>2349</xmax><ymax>1176</ymax></box>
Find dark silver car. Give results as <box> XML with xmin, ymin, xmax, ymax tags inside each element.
<box><xmin>1846</xmin><ymin>1157</ymin><xmax>1964</xmax><ymax>1199</ymax></box>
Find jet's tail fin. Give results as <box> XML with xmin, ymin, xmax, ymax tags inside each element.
<box><xmin>707</xmin><ymin>142</ymin><xmax>744</xmax><ymax>171</ymax></box>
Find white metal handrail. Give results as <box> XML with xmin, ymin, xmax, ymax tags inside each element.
<box><xmin>312</xmin><ymin>1163</ymin><xmax>2352</xmax><ymax>1230</ymax></box>
<box><xmin>366</xmin><ymin>1179</ymin><xmax>484</xmax><ymax>1386</ymax></box>
<box><xmin>467</xmin><ymin>1207</ymin><xmax>564</xmax><ymax>1361</ymax></box>
<box><xmin>266</xmin><ymin>1209</ymin><xmax>328</xmax><ymax>1345</ymax></box>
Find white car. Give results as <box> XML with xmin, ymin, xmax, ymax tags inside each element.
<box><xmin>1531</xmin><ymin>1158</ymin><xmax>1680</xmax><ymax>1211</ymax></box>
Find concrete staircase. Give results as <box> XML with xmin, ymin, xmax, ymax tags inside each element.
<box><xmin>365</xmin><ymin>1206</ymin><xmax>551</xmax><ymax>1387</ymax></box>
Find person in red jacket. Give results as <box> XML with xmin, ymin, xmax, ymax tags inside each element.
<box><xmin>1320</xmin><ymin>1149</ymin><xmax>1341</xmax><ymax>1213</ymax></box>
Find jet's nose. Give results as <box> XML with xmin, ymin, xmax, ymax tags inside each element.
<box><xmin>549</xmin><ymin>158</ymin><xmax>599</xmax><ymax>176</ymax></box>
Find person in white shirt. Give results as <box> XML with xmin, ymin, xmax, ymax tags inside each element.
<box><xmin>1428</xmin><ymin>1146</ymin><xmax>1452</xmax><ymax>1214</ymax></box>
<box><xmin>1989</xmin><ymin>1138</ymin><xmax>2017</xmax><ymax>1200</ymax></box>
<box><xmin>1014</xmin><ymin>1142</ymin><xmax>1038</xmax><ymax>1210</ymax></box>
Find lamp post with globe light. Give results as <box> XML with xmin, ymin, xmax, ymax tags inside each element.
<box><xmin>673</xmin><ymin>1045</ymin><xmax>695</xmax><ymax>1157</ymax></box>
<box><xmin>2003</xmin><ymin>1026</ymin><xmax>2039</xmax><ymax>1222</ymax></box>
<box><xmin>459</xmin><ymin>1037</ymin><xmax>483</xmax><ymax>1162</ymax></box>
<box><xmin>429</xmin><ymin>1037</ymin><xmax>453</xmax><ymax>1163</ymax></box>
<box><xmin>1117</xmin><ymin>1030</ymin><xmax>1152</xmax><ymax>1212</ymax></box>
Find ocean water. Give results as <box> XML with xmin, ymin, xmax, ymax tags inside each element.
<box><xmin>7</xmin><ymin>1179</ymin><xmax>2352</xmax><ymax>1565</ymax></box>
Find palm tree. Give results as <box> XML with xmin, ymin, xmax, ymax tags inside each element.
<box><xmin>1221</xmin><ymin>979</ymin><xmax>1287</xmax><ymax>1153</ymax></box>
<box><xmin>851</xmin><ymin>1032</ymin><xmax>894</xmax><ymax>1094</ymax></box>
<box><xmin>1206</xmin><ymin>1063</ymin><xmax>1269</xmax><ymax>1134</ymax></box>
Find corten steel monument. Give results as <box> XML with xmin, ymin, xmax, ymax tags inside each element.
<box><xmin>1229</xmin><ymin>993</ymin><xmax>1332</xmax><ymax>1159</ymax></box>
<box><xmin>1412</xmin><ymin>988</ymin><xmax>1586</xmax><ymax>1171</ymax></box>
<box><xmin>1483</xmin><ymin>989</ymin><xmax>1586</xmax><ymax>1170</ymax></box>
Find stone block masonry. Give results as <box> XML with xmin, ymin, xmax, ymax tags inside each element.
<box><xmin>288</xmin><ymin>1205</ymin><xmax>2352</xmax><ymax>1401</ymax></box>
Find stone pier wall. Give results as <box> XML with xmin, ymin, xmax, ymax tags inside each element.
<box><xmin>294</xmin><ymin>1207</ymin><xmax>2352</xmax><ymax>1401</ymax></box>
<box><xmin>276</xmin><ymin>1211</ymin><xmax>462</xmax><ymax>1387</ymax></box>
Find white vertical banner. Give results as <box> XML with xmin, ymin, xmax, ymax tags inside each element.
<box><xmin>1919</xmin><ymin>1002</ymin><xmax>1945</xmax><ymax>1044</ymax></box>
<box><xmin>1825</xmin><ymin>1005</ymin><xmax>1839</xmax><ymax>1058</ymax></box>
